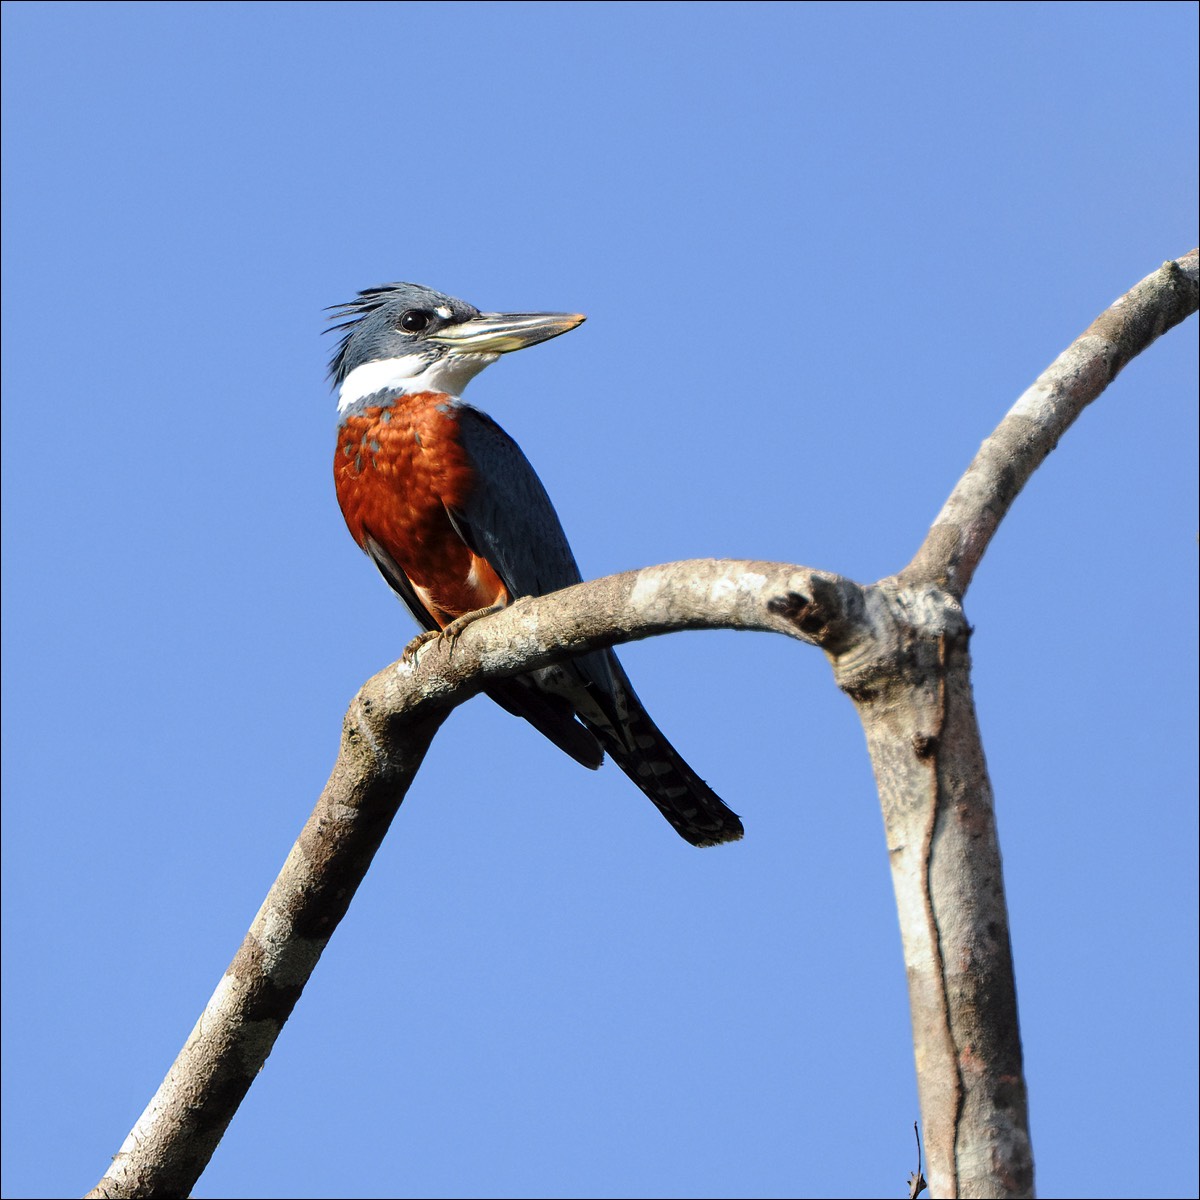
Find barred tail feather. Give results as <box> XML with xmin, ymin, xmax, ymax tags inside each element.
<box><xmin>583</xmin><ymin>665</ymin><xmax>743</xmax><ymax>848</ymax></box>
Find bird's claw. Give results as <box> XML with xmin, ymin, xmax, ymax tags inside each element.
<box><xmin>401</xmin><ymin>629</ymin><xmax>443</xmax><ymax>665</ymax></box>
<box><xmin>401</xmin><ymin>603</ymin><xmax>508</xmax><ymax>665</ymax></box>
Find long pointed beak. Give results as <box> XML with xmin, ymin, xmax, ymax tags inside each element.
<box><xmin>427</xmin><ymin>311</ymin><xmax>585</xmax><ymax>354</ymax></box>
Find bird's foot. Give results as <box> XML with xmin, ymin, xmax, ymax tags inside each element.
<box><xmin>401</xmin><ymin>629</ymin><xmax>443</xmax><ymax>665</ymax></box>
<box><xmin>442</xmin><ymin>603</ymin><xmax>506</xmax><ymax>641</ymax></box>
<box><xmin>401</xmin><ymin>603</ymin><xmax>507</xmax><ymax>664</ymax></box>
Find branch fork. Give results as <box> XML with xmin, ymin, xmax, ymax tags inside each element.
<box><xmin>87</xmin><ymin>251</ymin><xmax>1198</xmax><ymax>1200</ymax></box>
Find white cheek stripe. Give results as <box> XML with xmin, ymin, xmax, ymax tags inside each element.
<box><xmin>337</xmin><ymin>353</ymin><xmax>500</xmax><ymax>412</ymax></box>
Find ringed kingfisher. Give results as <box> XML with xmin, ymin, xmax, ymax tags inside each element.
<box><xmin>329</xmin><ymin>282</ymin><xmax>743</xmax><ymax>847</ymax></box>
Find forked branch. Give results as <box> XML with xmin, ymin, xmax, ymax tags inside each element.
<box><xmin>86</xmin><ymin>253</ymin><xmax>1198</xmax><ymax>1200</ymax></box>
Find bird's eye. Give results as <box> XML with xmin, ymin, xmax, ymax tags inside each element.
<box><xmin>399</xmin><ymin>309</ymin><xmax>432</xmax><ymax>333</ymax></box>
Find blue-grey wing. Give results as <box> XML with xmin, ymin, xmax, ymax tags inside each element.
<box><xmin>451</xmin><ymin>404</ymin><xmax>585</xmax><ymax>598</ymax></box>
<box><xmin>451</xmin><ymin>404</ymin><xmax>617</xmax><ymax>702</ymax></box>
<box><xmin>453</xmin><ymin>406</ymin><xmax>742</xmax><ymax>845</ymax></box>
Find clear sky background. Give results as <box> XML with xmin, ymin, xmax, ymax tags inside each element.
<box><xmin>2</xmin><ymin>3</ymin><xmax>1196</xmax><ymax>1198</ymax></box>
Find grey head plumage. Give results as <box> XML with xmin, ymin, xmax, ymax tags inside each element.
<box><xmin>326</xmin><ymin>283</ymin><xmax>480</xmax><ymax>386</ymax></box>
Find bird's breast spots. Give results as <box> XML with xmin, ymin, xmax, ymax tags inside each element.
<box><xmin>338</xmin><ymin>393</ymin><xmax>453</xmax><ymax>468</ymax></box>
<box><xmin>387</xmin><ymin>393</ymin><xmax>478</xmax><ymax>510</ymax></box>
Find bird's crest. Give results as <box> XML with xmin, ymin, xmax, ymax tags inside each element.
<box><xmin>325</xmin><ymin>285</ymin><xmax>412</xmax><ymax>386</ymax></box>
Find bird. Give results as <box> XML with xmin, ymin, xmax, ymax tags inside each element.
<box><xmin>328</xmin><ymin>282</ymin><xmax>743</xmax><ymax>847</ymax></box>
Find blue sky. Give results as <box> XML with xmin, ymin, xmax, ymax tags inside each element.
<box><xmin>1</xmin><ymin>2</ymin><xmax>1196</xmax><ymax>1197</ymax></box>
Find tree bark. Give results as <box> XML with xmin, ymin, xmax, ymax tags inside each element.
<box><xmin>86</xmin><ymin>250</ymin><xmax>1198</xmax><ymax>1200</ymax></box>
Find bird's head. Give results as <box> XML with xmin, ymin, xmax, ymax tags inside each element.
<box><xmin>328</xmin><ymin>282</ymin><xmax>585</xmax><ymax>411</ymax></box>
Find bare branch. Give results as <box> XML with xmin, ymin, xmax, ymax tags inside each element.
<box><xmin>86</xmin><ymin>254</ymin><xmax>1196</xmax><ymax>1200</ymax></box>
<box><xmin>833</xmin><ymin>581</ymin><xmax>1033</xmax><ymax>1197</ymax></box>
<box><xmin>906</xmin><ymin>249</ymin><xmax>1198</xmax><ymax>595</ymax></box>
<box><xmin>85</xmin><ymin>559</ymin><xmax>849</xmax><ymax>1200</ymax></box>
<box><xmin>855</xmin><ymin>251</ymin><xmax>1198</xmax><ymax>1196</ymax></box>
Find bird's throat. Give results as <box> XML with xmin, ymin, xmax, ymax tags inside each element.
<box><xmin>337</xmin><ymin>352</ymin><xmax>499</xmax><ymax>413</ymax></box>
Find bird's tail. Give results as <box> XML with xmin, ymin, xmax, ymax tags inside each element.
<box><xmin>583</xmin><ymin>661</ymin><xmax>744</xmax><ymax>848</ymax></box>
<box><xmin>487</xmin><ymin>677</ymin><xmax>605</xmax><ymax>770</ymax></box>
